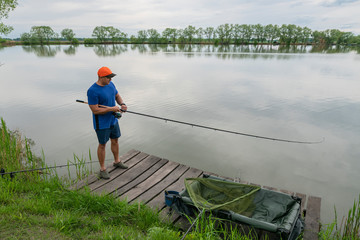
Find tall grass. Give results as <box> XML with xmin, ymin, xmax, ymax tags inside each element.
<box><xmin>67</xmin><ymin>153</ymin><xmax>91</xmax><ymax>181</ymax></box>
<box><xmin>320</xmin><ymin>196</ymin><xmax>360</xmax><ymax>239</ymax></box>
<box><xmin>0</xmin><ymin>118</ymin><xmax>43</xmax><ymax>180</ymax></box>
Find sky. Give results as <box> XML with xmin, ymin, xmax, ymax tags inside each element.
<box><xmin>2</xmin><ymin>0</ymin><xmax>360</xmax><ymax>39</ymax></box>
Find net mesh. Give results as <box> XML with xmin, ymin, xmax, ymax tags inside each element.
<box><xmin>184</xmin><ymin>178</ymin><xmax>261</xmax><ymax>217</ymax></box>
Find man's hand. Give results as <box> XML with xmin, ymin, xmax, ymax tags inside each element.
<box><xmin>120</xmin><ymin>104</ymin><xmax>127</xmax><ymax>112</ymax></box>
<box><xmin>112</xmin><ymin>106</ymin><xmax>121</xmax><ymax>112</ymax></box>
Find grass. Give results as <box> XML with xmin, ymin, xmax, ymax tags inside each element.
<box><xmin>0</xmin><ymin>117</ymin><xmax>258</xmax><ymax>239</ymax></box>
<box><xmin>0</xmin><ymin>177</ymin><xmax>169</xmax><ymax>239</ymax></box>
<box><xmin>319</xmin><ymin>197</ymin><xmax>360</xmax><ymax>240</ymax></box>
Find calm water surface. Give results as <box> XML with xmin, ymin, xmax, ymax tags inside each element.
<box><xmin>1</xmin><ymin>44</ymin><xmax>360</xmax><ymax>223</ymax></box>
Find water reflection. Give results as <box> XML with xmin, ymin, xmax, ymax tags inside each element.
<box><xmin>63</xmin><ymin>45</ymin><xmax>79</xmax><ymax>55</ymax></box>
<box><xmin>90</xmin><ymin>44</ymin><xmax>128</xmax><ymax>56</ymax></box>
<box><xmin>22</xmin><ymin>45</ymin><xmax>61</xmax><ymax>57</ymax></box>
<box><xmin>18</xmin><ymin>44</ymin><xmax>360</xmax><ymax>58</ymax></box>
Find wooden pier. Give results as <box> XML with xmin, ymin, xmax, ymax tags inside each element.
<box><xmin>71</xmin><ymin>149</ymin><xmax>321</xmax><ymax>239</ymax></box>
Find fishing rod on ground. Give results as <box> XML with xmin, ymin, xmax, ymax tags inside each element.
<box><xmin>0</xmin><ymin>158</ymin><xmax>115</xmax><ymax>177</ymax></box>
<box><xmin>76</xmin><ymin>100</ymin><xmax>324</xmax><ymax>144</ymax></box>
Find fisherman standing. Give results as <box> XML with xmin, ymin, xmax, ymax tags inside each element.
<box><xmin>87</xmin><ymin>66</ymin><xmax>128</xmax><ymax>179</ymax></box>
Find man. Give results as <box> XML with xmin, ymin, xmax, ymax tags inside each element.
<box><xmin>87</xmin><ymin>66</ymin><xmax>128</xmax><ymax>179</ymax></box>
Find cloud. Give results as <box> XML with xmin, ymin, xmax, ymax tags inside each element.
<box><xmin>3</xmin><ymin>0</ymin><xmax>360</xmax><ymax>38</ymax></box>
<box><xmin>319</xmin><ymin>0</ymin><xmax>359</xmax><ymax>6</ymax></box>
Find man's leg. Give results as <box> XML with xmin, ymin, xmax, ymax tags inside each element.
<box><xmin>111</xmin><ymin>138</ymin><xmax>128</xmax><ymax>169</ymax></box>
<box><xmin>110</xmin><ymin>138</ymin><xmax>120</xmax><ymax>164</ymax></box>
<box><xmin>97</xmin><ymin>143</ymin><xmax>106</xmax><ymax>171</ymax></box>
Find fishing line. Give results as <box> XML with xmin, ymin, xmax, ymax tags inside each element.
<box><xmin>76</xmin><ymin>100</ymin><xmax>324</xmax><ymax>144</ymax></box>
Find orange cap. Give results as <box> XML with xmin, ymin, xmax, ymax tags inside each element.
<box><xmin>98</xmin><ymin>66</ymin><xmax>116</xmax><ymax>78</ymax></box>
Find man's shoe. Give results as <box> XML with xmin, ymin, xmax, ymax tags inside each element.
<box><xmin>113</xmin><ymin>161</ymin><xmax>128</xmax><ymax>169</ymax></box>
<box><xmin>99</xmin><ymin>169</ymin><xmax>110</xmax><ymax>179</ymax></box>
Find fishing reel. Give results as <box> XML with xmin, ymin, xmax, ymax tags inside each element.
<box><xmin>113</xmin><ymin>112</ymin><xmax>122</xmax><ymax>119</ymax></box>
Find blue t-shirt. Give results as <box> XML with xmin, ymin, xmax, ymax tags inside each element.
<box><xmin>87</xmin><ymin>82</ymin><xmax>118</xmax><ymax>129</ymax></box>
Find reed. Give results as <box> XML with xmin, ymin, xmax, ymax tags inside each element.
<box><xmin>0</xmin><ymin>118</ymin><xmax>43</xmax><ymax>180</ymax></box>
<box><xmin>67</xmin><ymin>153</ymin><xmax>90</xmax><ymax>181</ymax></box>
<box><xmin>320</xmin><ymin>196</ymin><xmax>360</xmax><ymax>239</ymax></box>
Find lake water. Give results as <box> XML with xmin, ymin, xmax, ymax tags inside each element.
<box><xmin>1</xmin><ymin>44</ymin><xmax>360</xmax><ymax>224</ymax></box>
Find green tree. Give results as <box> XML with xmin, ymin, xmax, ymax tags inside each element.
<box><xmin>162</xmin><ymin>28</ymin><xmax>177</xmax><ymax>43</ymax></box>
<box><xmin>329</xmin><ymin>29</ymin><xmax>343</xmax><ymax>45</ymax></box>
<box><xmin>161</xmin><ymin>28</ymin><xmax>171</xmax><ymax>42</ymax></box>
<box><xmin>61</xmin><ymin>28</ymin><xmax>75</xmax><ymax>42</ymax></box>
<box><xmin>137</xmin><ymin>30</ymin><xmax>147</xmax><ymax>43</ymax></box>
<box><xmin>20</xmin><ymin>32</ymin><xmax>33</xmax><ymax>44</ymax></box>
<box><xmin>177</xmin><ymin>29</ymin><xmax>186</xmax><ymax>43</ymax></box>
<box><xmin>106</xmin><ymin>26</ymin><xmax>122</xmax><ymax>42</ymax></box>
<box><xmin>183</xmin><ymin>25</ymin><xmax>196</xmax><ymax>43</ymax></box>
<box><xmin>120</xmin><ymin>32</ymin><xmax>128</xmax><ymax>43</ymax></box>
<box><xmin>216</xmin><ymin>24</ymin><xmax>233</xmax><ymax>44</ymax></box>
<box><xmin>0</xmin><ymin>0</ymin><xmax>18</xmax><ymax>36</ymax></box>
<box><xmin>264</xmin><ymin>24</ymin><xmax>279</xmax><ymax>44</ymax></box>
<box><xmin>204</xmin><ymin>27</ymin><xmax>215</xmax><ymax>42</ymax></box>
<box><xmin>338</xmin><ymin>32</ymin><xmax>354</xmax><ymax>45</ymax></box>
<box><xmin>30</xmin><ymin>26</ymin><xmax>57</xmax><ymax>44</ymax></box>
<box><xmin>130</xmin><ymin>35</ymin><xmax>137</xmax><ymax>43</ymax></box>
<box><xmin>92</xmin><ymin>26</ymin><xmax>107</xmax><ymax>42</ymax></box>
<box><xmin>279</xmin><ymin>24</ymin><xmax>297</xmax><ymax>45</ymax></box>
<box><xmin>242</xmin><ymin>24</ymin><xmax>253</xmax><ymax>44</ymax></box>
<box><xmin>301</xmin><ymin>27</ymin><xmax>312</xmax><ymax>45</ymax></box>
<box><xmin>253</xmin><ymin>24</ymin><xmax>265</xmax><ymax>44</ymax></box>
<box><xmin>195</xmin><ymin>27</ymin><xmax>204</xmax><ymax>43</ymax></box>
<box><xmin>232</xmin><ymin>24</ymin><xmax>243</xmax><ymax>44</ymax></box>
<box><xmin>312</xmin><ymin>30</ymin><xmax>326</xmax><ymax>45</ymax></box>
<box><xmin>147</xmin><ymin>28</ymin><xmax>160</xmax><ymax>43</ymax></box>
<box><xmin>292</xmin><ymin>26</ymin><xmax>303</xmax><ymax>44</ymax></box>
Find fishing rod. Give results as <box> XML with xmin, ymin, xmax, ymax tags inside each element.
<box><xmin>0</xmin><ymin>159</ymin><xmax>114</xmax><ymax>177</ymax></box>
<box><xmin>76</xmin><ymin>99</ymin><xmax>324</xmax><ymax>144</ymax></box>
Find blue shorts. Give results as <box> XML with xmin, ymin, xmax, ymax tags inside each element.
<box><xmin>95</xmin><ymin>122</ymin><xmax>121</xmax><ymax>145</ymax></box>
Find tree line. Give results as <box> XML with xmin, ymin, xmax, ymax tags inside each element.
<box><xmin>19</xmin><ymin>24</ymin><xmax>360</xmax><ymax>46</ymax></box>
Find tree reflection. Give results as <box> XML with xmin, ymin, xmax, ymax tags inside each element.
<box><xmin>63</xmin><ymin>45</ymin><xmax>79</xmax><ymax>55</ymax></box>
<box><xmin>22</xmin><ymin>45</ymin><xmax>61</xmax><ymax>57</ymax></box>
<box><xmin>92</xmin><ymin>44</ymin><xmax>128</xmax><ymax>57</ymax></box>
<box><xmin>309</xmin><ymin>44</ymin><xmax>359</xmax><ymax>54</ymax></box>
<box><xmin>16</xmin><ymin>43</ymin><xmax>359</xmax><ymax>58</ymax></box>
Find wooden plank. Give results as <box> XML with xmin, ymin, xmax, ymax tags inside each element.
<box><xmin>147</xmin><ymin>167</ymin><xmax>203</xmax><ymax>210</ymax></box>
<box><xmin>121</xmin><ymin>161</ymin><xmax>180</xmax><ymax>202</ymax></box>
<box><xmin>69</xmin><ymin>149</ymin><xmax>140</xmax><ymax>190</ymax></box>
<box><xmin>304</xmin><ymin>196</ymin><xmax>321</xmax><ymax>240</ymax></box>
<box><xmin>280</xmin><ymin>189</ymin><xmax>294</xmax><ymax>196</ymax></box>
<box><xmin>69</xmin><ymin>174</ymin><xmax>98</xmax><ymax>191</ymax></box>
<box><xmin>88</xmin><ymin>151</ymin><xmax>150</xmax><ymax>191</ymax></box>
<box><xmin>93</xmin><ymin>155</ymin><xmax>165</xmax><ymax>194</ymax></box>
<box><xmin>295</xmin><ymin>192</ymin><xmax>307</xmax><ymax>215</ymax></box>
<box><xmin>133</xmin><ymin>164</ymin><xmax>189</xmax><ymax>204</ymax></box>
<box><xmin>249</xmin><ymin>182</ymin><xmax>261</xmax><ymax>187</ymax></box>
<box><xmin>112</xmin><ymin>157</ymin><xmax>170</xmax><ymax>198</ymax></box>
<box><xmin>263</xmin><ymin>186</ymin><xmax>278</xmax><ymax>191</ymax></box>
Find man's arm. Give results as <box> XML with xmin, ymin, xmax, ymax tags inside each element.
<box><xmin>115</xmin><ymin>93</ymin><xmax>127</xmax><ymax>112</ymax></box>
<box><xmin>89</xmin><ymin>104</ymin><xmax>120</xmax><ymax>115</ymax></box>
